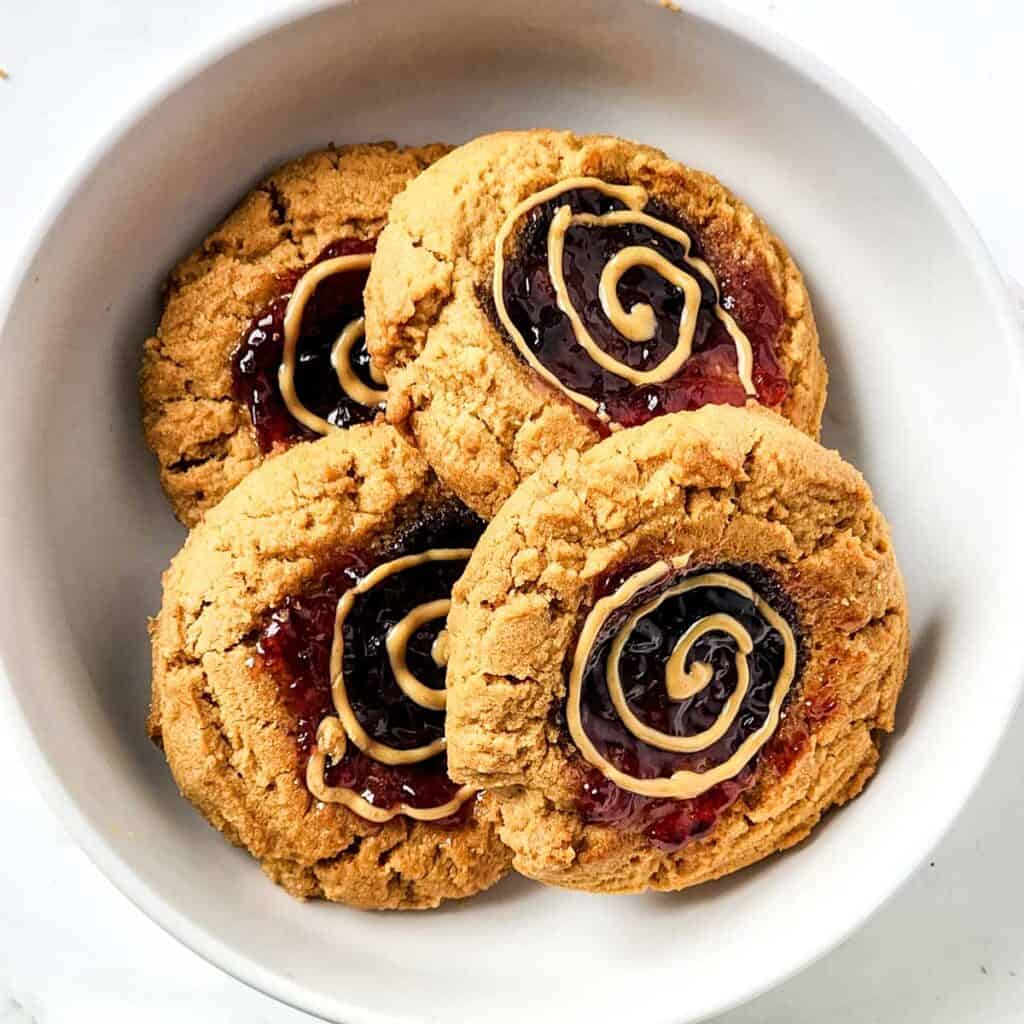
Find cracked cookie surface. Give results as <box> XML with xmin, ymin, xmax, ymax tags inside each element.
<box><xmin>365</xmin><ymin>130</ymin><xmax>826</xmax><ymax>518</ymax></box>
<box><xmin>141</xmin><ymin>142</ymin><xmax>448</xmax><ymax>526</ymax></box>
<box><xmin>445</xmin><ymin>405</ymin><xmax>907</xmax><ymax>893</ymax></box>
<box><xmin>149</xmin><ymin>423</ymin><xmax>510</xmax><ymax>909</ymax></box>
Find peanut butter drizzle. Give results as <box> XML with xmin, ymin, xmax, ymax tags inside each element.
<box><xmin>567</xmin><ymin>559</ymin><xmax>796</xmax><ymax>799</ymax></box>
<box><xmin>306</xmin><ymin>720</ymin><xmax>475</xmax><ymax>823</ymax></box>
<box><xmin>306</xmin><ymin>548</ymin><xmax>477</xmax><ymax>822</ymax></box>
<box><xmin>430</xmin><ymin>628</ymin><xmax>450</xmax><ymax>668</ymax></box>
<box><xmin>386</xmin><ymin>597</ymin><xmax>451</xmax><ymax>711</ymax></box>
<box><xmin>330</xmin><ymin>316</ymin><xmax>387</xmax><ymax>408</ymax></box>
<box><xmin>492</xmin><ymin>177</ymin><xmax>757</xmax><ymax>419</ymax></box>
<box><xmin>277</xmin><ymin>252</ymin><xmax>384</xmax><ymax>435</ymax></box>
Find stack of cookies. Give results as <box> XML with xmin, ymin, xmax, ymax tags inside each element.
<box><xmin>142</xmin><ymin>131</ymin><xmax>908</xmax><ymax>910</ymax></box>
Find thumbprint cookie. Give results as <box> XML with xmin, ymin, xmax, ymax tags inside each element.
<box><xmin>149</xmin><ymin>424</ymin><xmax>510</xmax><ymax>908</ymax></box>
<box><xmin>444</xmin><ymin>406</ymin><xmax>906</xmax><ymax>893</ymax></box>
<box><xmin>141</xmin><ymin>142</ymin><xmax>448</xmax><ymax>526</ymax></box>
<box><xmin>365</xmin><ymin>130</ymin><xmax>826</xmax><ymax>517</ymax></box>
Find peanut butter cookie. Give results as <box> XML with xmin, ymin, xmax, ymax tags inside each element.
<box><xmin>365</xmin><ymin>130</ymin><xmax>826</xmax><ymax>517</ymax></box>
<box><xmin>141</xmin><ymin>142</ymin><xmax>448</xmax><ymax>526</ymax></box>
<box><xmin>149</xmin><ymin>423</ymin><xmax>510</xmax><ymax>909</ymax></box>
<box><xmin>445</xmin><ymin>406</ymin><xmax>907</xmax><ymax>893</ymax></box>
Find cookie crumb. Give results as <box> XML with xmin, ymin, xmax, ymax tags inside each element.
<box><xmin>659</xmin><ymin>0</ymin><xmax>682</xmax><ymax>10</ymax></box>
<box><xmin>0</xmin><ymin>68</ymin><xmax>9</xmax><ymax>81</ymax></box>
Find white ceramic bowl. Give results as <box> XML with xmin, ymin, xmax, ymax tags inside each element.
<box><xmin>2</xmin><ymin>2</ymin><xmax>1022</xmax><ymax>1021</ymax></box>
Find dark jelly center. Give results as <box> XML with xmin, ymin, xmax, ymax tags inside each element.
<box><xmin>257</xmin><ymin>502</ymin><xmax>485</xmax><ymax>819</ymax></box>
<box><xmin>499</xmin><ymin>187</ymin><xmax>788</xmax><ymax>425</ymax></box>
<box><xmin>572</xmin><ymin>562</ymin><xmax>800</xmax><ymax>851</ymax></box>
<box><xmin>232</xmin><ymin>238</ymin><xmax>381</xmax><ymax>453</ymax></box>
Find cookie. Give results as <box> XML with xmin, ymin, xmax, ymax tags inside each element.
<box><xmin>149</xmin><ymin>423</ymin><xmax>510</xmax><ymax>909</ymax></box>
<box><xmin>445</xmin><ymin>406</ymin><xmax>907</xmax><ymax>893</ymax></box>
<box><xmin>141</xmin><ymin>141</ymin><xmax>448</xmax><ymax>526</ymax></box>
<box><xmin>365</xmin><ymin>130</ymin><xmax>826</xmax><ymax>517</ymax></box>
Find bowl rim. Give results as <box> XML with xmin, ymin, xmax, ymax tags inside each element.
<box><xmin>1</xmin><ymin>1</ymin><xmax>1022</xmax><ymax>1021</ymax></box>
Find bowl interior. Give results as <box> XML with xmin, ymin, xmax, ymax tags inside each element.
<box><xmin>2</xmin><ymin>1</ymin><xmax>1022</xmax><ymax>1022</ymax></box>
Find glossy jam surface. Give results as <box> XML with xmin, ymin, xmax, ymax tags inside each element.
<box><xmin>257</xmin><ymin>503</ymin><xmax>485</xmax><ymax>819</ymax></box>
<box><xmin>571</xmin><ymin>562</ymin><xmax>801</xmax><ymax>851</ymax></box>
<box><xmin>500</xmin><ymin>187</ymin><xmax>787</xmax><ymax>425</ymax></box>
<box><xmin>231</xmin><ymin>238</ymin><xmax>380</xmax><ymax>452</ymax></box>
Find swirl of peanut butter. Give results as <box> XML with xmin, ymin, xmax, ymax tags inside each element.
<box><xmin>306</xmin><ymin>548</ymin><xmax>476</xmax><ymax>822</ymax></box>
<box><xmin>492</xmin><ymin>177</ymin><xmax>756</xmax><ymax>419</ymax></box>
<box><xmin>567</xmin><ymin>558</ymin><xmax>796</xmax><ymax>799</ymax></box>
<box><xmin>277</xmin><ymin>252</ymin><xmax>386</xmax><ymax>435</ymax></box>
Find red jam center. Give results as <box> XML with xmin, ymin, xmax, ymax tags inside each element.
<box><xmin>572</xmin><ymin>563</ymin><xmax>801</xmax><ymax>851</ymax></box>
<box><xmin>257</xmin><ymin>502</ymin><xmax>485</xmax><ymax>820</ymax></box>
<box><xmin>231</xmin><ymin>238</ymin><xmax>381</xmax><ymax>453</ymax></box>
<box><xmin>500</xmin><ymin>187</ymin><xmax>787</xmax><ymax>425</ymax></box>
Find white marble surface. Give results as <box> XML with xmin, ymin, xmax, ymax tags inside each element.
<box><xmin>1</xmin><ymin>1</ymin><xmax>1023</xmax><ymax>1021</ymax></box>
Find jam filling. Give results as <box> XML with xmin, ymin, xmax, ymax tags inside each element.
<box><xmin>231</xmin><ymin>238</ymin><xmax>381</xmax><ymax>452</ymax></box>
<box><xmin>257</xmin><ymin>502</ymin><xmax>485</xmax><ymax>820</ymax></box>
<box><xmin>499</xmin><ymin>187</ymin><xmax>787</xmax><ymax>425</ymax></box>
<box><xmin>571</xmin><ymin>562</ymin><xmax>802</xmax><ymax>851</ymax></box>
